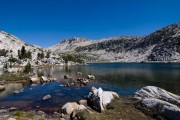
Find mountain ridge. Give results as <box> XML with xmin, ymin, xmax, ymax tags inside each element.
<box><xmin>0</xmin><ymin>23</ymin><xmax>180</xmax><ymax>63</ymax></box>
<box><xmin>49</xmin><ymin>23</ymin><xmax>180</xmax><ymax>62</ymax></box>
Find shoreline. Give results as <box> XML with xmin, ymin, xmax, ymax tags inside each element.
<box><xmin>86</xmin><ymin>61</ymin><xmax>180</xmax><ymax>64</ymax></box>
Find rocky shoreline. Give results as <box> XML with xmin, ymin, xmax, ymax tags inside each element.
<box><xmin>1</xmin><ymin>85</ymin><xmax>179</xmax><ymax>120</ymax></box>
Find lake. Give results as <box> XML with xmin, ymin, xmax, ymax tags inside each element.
<box><xmin>0</xmin><ymin>63</ymin><xmax>180</xmax><ymax>112</ymax></box>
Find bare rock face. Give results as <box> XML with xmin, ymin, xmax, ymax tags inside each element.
<box><xmin>134</xmin><ymin>86</ymin><xmax>180</xmax><ymax>120</ymax></box>
<box><xmin>87</xmin><ymin>87</ymin><xmax>119</xmax><ymax>112</ymax></box>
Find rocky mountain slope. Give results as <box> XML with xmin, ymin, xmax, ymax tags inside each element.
<box><xmin>0</xmin><ymin>30</ymin><xmax>62</xmax><ymax>69</ymax></box>
<box><xmin>0</xmin><ymin>30</ymin><xmax>43</xmax><ymax>60</ymax></box>
<box><xmin>49</xmin><ymin>23</ymin><xmax>180</xmax><ymax>62</ymax></box>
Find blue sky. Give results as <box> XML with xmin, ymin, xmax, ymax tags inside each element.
<box><xmin>0</xmin><ymin>0</ymin><xmax>180</xmax><ymax>48</ymax></box>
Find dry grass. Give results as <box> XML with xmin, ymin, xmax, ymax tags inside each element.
<box><xmin>77</xmin><ymin>97</ymin><xmax>154</xmax><ymax>120</ymax></box>
<box><xmin>0</xmin><ymin>72</ymin><xmax>30</xmax><ymax>81</ymax></box>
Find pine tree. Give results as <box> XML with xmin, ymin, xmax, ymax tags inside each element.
<box><xmin>23</xmin><ymin>62</ymin><xmax>31</xmax><ymax>73</ymax></box>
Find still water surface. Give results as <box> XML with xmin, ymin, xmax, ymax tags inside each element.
<box><xmin>0</xmin><ymin>63</ymin><xmax>180</xmax><ymax>112</ymax></box>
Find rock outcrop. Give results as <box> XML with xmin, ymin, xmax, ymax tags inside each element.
<box><xmin>134</xmin><ymin>86</ymin><xmax>180</xmax><ymax>120</ymax></box>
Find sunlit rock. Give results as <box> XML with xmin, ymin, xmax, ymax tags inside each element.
<box><xmin>87</xmin><ymin>87</ymin><xmax>119</xmax><ymax>112</ymax></box>
<box><xmin>43</xmin><ymin>94</ymin><xmax>51</xmax><ymax>100</ymax></box>
<box><xmin>87</xmin><ymin>75</ymin><xmax>95</xmax><ymax>80</ymax></box>
<box><xmin>134</xmin><ymin>86</ymin><xmax>180</xmax><ymax>120</ymax></box>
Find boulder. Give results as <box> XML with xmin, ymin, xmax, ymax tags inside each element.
<box><xmin>61</xmin><ymin>102</ymin><xmax>87</xmax><ymax>115</ymax></box>
<box><xmin>9</xmin><ymin>107</ymin><xmax>17</xmax><ymax>112</ymax></box>
<box><xmin>62</xmin><ymin>102</ymin><xmax>79</xmax><ymax>115</ymax></box>
<box><xmin>77</xmin><ymin>78</ymin><xmax>89</xmax><ymax>85</ymax></box>
<box><xmin>48</xmin><ymin>77</ymin><xmax>57</xmax><ymax>82</ymax></box>
<box><xmin>0</xmin><ymin>85</ymin><xmax>5</xmax><ymax>91</ymax></box>
<box><xmin>133</xmin><ymin>86</ymin><xmax>180</xmax><ymax>120</ymax></box>
<box><xmin>43</xmin><ymin>94</ymin><xmax>51</xmax><ymax>100</ymax></box>
<box><xmin>134</xmin><ymin>86</ymin><xmax>180</xmax><ymax>105</ymax></box>
<box><xmin>64</xmin><ymin>75</ymin><xmax>70</xmax><ymax>79</ymax></box>
<box><xmin>87</xmin><ymin>75</ymin><xmax>95</xmax><ymax>80</ymax></box>
<box><xmin>40</xmin><ymin>76</ymin><xmax>49</xmax><ymax>83</ymax></box>
<box><xmin>30</xmin><ymin>77</ymin><xmax>39</xmax><ymax>83</ymax></box>
<box><xmin>87</xmin><ymin>87</ymin><xmax>119</xmax><ymax>112</ymax></box>
<box><xmin>38</xmin><ymin>110</ymin><xmax>46</xmax><ymax>116</ymax></box>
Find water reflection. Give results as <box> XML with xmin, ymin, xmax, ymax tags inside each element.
<box><xmin>0</xmin><ymin>84</ymin><xmax>23</xmax><ymax>98</ymax></box>
<box><xmin>0</xmin><ymin>63</ymin><xmax>179</xmax><ymax>112</ymax></box>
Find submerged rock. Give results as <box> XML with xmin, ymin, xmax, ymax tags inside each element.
<box><xmin>43</xmin><ymin>94</ymin><xmax>51</xmax><ymax>100</ymax></box>
<box><xmin>76</xmin><ymin>72</ymin><xmax>82</xmax><ymax>76</ymax></box>
<box><xmin>87</xmin><ymin>87</ymin><xmax>119</xmax><ymax>112</ymax></box>
<box><xmin>134</xmin><ymin>86</ymin><xmax>180</xmax><ymax>120</ymax></box>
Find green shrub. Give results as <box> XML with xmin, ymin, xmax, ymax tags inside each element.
<box><xmin>0</xmin><ymin>49</ymin><xmax>8</xmax><ymax>56</ymax></box>
<box><xmin>8</xmin><ymin>56</ymin><xmax>18</xmax><ymax>63</ymax></box>
<box><xmin>37</xmin><ymin>52</ymin><xmax>44</xmax><ymax>60</ymax></box>
<box><xmin>26</xmin><ymin>111</ymin><xmax>35</xmax><ymax>118</ymax></box>
<box><xmin>18</xmin><ymin>46</ymin><xmax>32</xmax><ymax>59</ymax></box>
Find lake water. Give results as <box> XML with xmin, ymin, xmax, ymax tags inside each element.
<box><xmin>0</xmin><ymin>63</ymin><xmax>180</xmax><ymax>112</ymax></box>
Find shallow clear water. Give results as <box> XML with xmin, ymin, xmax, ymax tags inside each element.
<box><xmin>0</xmin><ymin>63</ymin><xmax>180</xmax><ymax>112</ymax></box>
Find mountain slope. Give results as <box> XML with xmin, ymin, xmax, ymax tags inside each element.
<box><xmin>49</xmin><ymin>23</ymin><xmax>180</xmax><ymax>62</ymax></box>
<box><xmin>0</xmin><ymin>30</ymin><xmax>44</xmax><ymax>60</ymax></box>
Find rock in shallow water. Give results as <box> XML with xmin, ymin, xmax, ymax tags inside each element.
<box><xmin>30</xmin><ymin>77</ymin><xmax>39</xmax><ymax>83</ymax></box>
<box><xmin>134</xmin><ymin>86</ymin><xmax>180</xmax><ymax>120</ymax></box>
<box><xmin>0</xmin><ymin>85</ymin><xmax>5</xmax><ymax>91</ymax></box>
<box><xmin>43</xmin><ymin>94</ymin><xmax>51</xmax><ymax>100</ymax></box>
<box><xmin>87</xmin><ymin>75</ymin><xmax>95</xmax><ymax>80</ymax></box>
